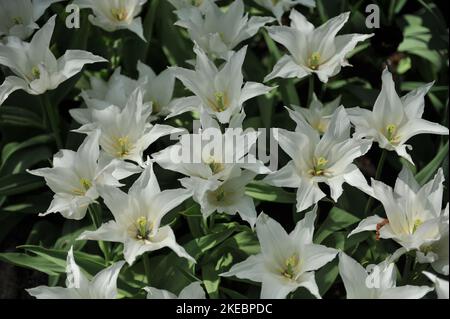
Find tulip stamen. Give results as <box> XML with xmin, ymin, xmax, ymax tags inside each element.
<box><xmin>131</xmin><ymin>216</ymin><xmax>153</xmax><ymax>241</ymax></box>
<box><xmin>376</xmin><ymin>218</ymin><xmax>389</xmax><ymax>240</ymax></box>
<box><xmin>30</xmin><ymin>66</ymin><xmax>41</xmax><ymax>80</ymax></box>
<box><xmin>308</xmin><ymin>52</ymin><xmax>321</xmax><ymax>70</ymax></box>
<box><xmin>12</xmin><ymin>17</ymin><xmax>23</xmax><ymax>25</ymax></box>
<box><xmin>412</xmin><ymin>219</ymin><xmax>423</xmax><ymax>233</ymax></box>
<box><xmin>73</xmin><ymin>178</ymin><xmax>92</xmax><ymax>196</ymax></box>
<box><xmin>386</xmin><ymin>124</ymin><xmax>401</xmax><ymax>145</ymax></box>
<box><xmin>282</xmin><ymin>254</ymin><xmax>300</xmax><ymax>280</ymax></box>
<box><xmin>115</xmin><ymin>136</ymin><xmax>133</xmax><ymax>158</ymax></box>
<box><xmin>207</xmin><ymin>91</ymin><xmax>229</xmax><ymax>112</ymax></box>
<box><xmin>111</xmin><ymin>7</ymin><xmax>128</xmax><ymax>22</ymax></box>
<box><xmin>309</xmin><ymin>156</ymin><xmax>329</xmax><ymax>176</ymax></box>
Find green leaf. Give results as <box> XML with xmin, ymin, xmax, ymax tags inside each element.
<box><xmin>202</xmin><ymin>252</ymin><xmax>233</xmax><ymax>299</ymax></box>
<box><xmin>314</xmin><ymin>207</ymin><xmax>360</xmax><ymax>244</ymax></box>
<box><xmin>0</xmin><ymin>106</ymin><xmax>44</xmax><ymax>129</ymax></box>
<box><xmin>415</xmin><ymin>141</ymin><xmax>449</xmax><ymax>185</ymax></box>
<box><xmin>316</xmin><ymin>259</ymin><xmax>339</xmax><ymax>296</ymax></box>
<box><xmin>0</xmin><ymin>173</ymin><xmax>45</xmax><ymax>196</ymax></box>
<box><xmin>18</xmin><ymin>245</ymin><xmax>106</xmax><ymax>276</ymax></box>
<box><xmin>245</xmin><ymin>181</ymin><xmax>296</xmax><ymax>203</ymax></box>
<box><xmin>0</xmin><ymin>252</ymin><xmax>65</xmax><ymax>276</ymax></box>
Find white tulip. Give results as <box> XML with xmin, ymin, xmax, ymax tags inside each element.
<box><xmin>254</xmin><ymin>0</ymin><xmax>315</xmax><ymax>23</ymax></box>
<box><xmin>339</xmin><ymin>252</ymin><xmax>432</xmax><ymax>299</ymax></box>
<box><xmin>169</xmin><ymin>45</ymin><xmax>273</xmax><ymax>124</ymax></box>
<box><xmin>0</xmin><ymin>0</ymin><xmax>64</xmax><ymax>40</ymax></box>
<box><xmin>153</xmin><ymin>111</ymin><xmax>270</xmax><ymax>182</ymax></box>
<box><xmin>349</xmin><ymin>167</ymin><xmax>448</xmax><ymax>271</ymax></box>
<box><xmin>221</xmin><ymin>207</ymin><xmax>338</xmax><ymax>299</ymax></box>
<box><xmin>348</xmin><ymin>68</ymin><xmax>449</xmax><ymax>164</ymax></box>
<box><xmin>27</xmin><ymin>247</ymin><xmax>125</xmax><ymax>299</ymax></box>
<box><xmin>73</xmin><ymin>88</ymin><xmax>184</xmax><ymax>166</ymax></box>
<box><xmin>264</xmin><ymin>106</ymin><xmax>373</xmax><ymax>212</ymax></box>
<box><xmin>180</xmin><ymin>170</ymin><xmax>259</xmax><ymax>227</ymax></box>
<box><xmin>78</xmin><ymin>163</ymin><xmax>194</xmax><ymax>265</ymax></box>
<box><xmin>73</xmin><ymin>0</ymin><xmax>147</xmax><ymax>40</ymax></box>
<box><xmin>288</xmin><ymin>94</ymin><xmax>341</xmax><ymax>135</ymax></box>
<box><xmin>27</xmin><ymin>130</ymin><xmax>140</xmax><ymax>220</ymax></box>
<box><xmin>71</xmin><ymin>62</ymin><xmax>175</xmax><ymax>123</ymax></box>
<box><xmin>0</xmin><ymin>15</ymin><xmax>106</xmax><ymax>105</ymax></box>
<box><xmin>174</xmin><ymin>0</ymin><xmax>274</xmax><ymax>59</ymax></box>
<box><xmin>145</xmin><ymin>282</ymin><xmax>206</xmax><ymax>299</ymax></box>
<box><xmin>265</xmin><ymin>10</ymin><xmax>373</xmax><ymax>83</ymax></box>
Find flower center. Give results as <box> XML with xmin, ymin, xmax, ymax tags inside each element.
<box><xmin>131</xmin><ymin>216</ymin><xmax>153</xmax><ymax>241</ymax></box>
<box><xmin>282</xmin><ymin>254</ymin><xmax>300</xmax><ymax>280</ymax></box>
<box><xmin>385</xmin><ymin>124</ymin><xmax>401</xmax><ymax>145</ymax></box>
<box><xmin>204</xmin><ymin>156</ymin><xmax>225</xmax><ymax>175</ymax></box>
<box><xmin>73</xmin><ymin>178</ymin><xmax>92</xmax><ymax>196</ymax></box>
<box><xmin>114</xmin><ymin>136</ymin><xmax>133</xmax><ymax>158</ymax></box>
<box><xmin>412</xmin><ymin>219</ymin><xmax>423</xmax><ymax>233</ymax></box>
<box><xmin>152</xmin><ymin>100</ymin><xmax>161</xmax><ymax>114</ymax></box>
<box><xmin>111</xmin><ymin>7</ymin><xmax>128</xmax><ymax>22</ymax></box>
<box><xmin>207</xmin><ymin>91</ymin><xmax>229</xmax><ymax>112</ymax></box>
<box><xmin>30</xmin><ymin>66</ymin><xmax>41</xmax><ymax>80</ymax></box>
<box><xmin>308</xmin><ymin>52</ymin><xmax>321</xmax><ymax>70</ymax></box>
<box><xmin>315</xmin><ymin>120</ymin><xmax>328</xmax><ymax>134</ymax></box>
<box><xmin>12</xmin><ymin>17</ymin><xmax>23</xmax><ymax>25</ymax></box>
<box><xmin>308</xmin><ymin>156</ymin><xmax>329</xmax><ymax>176</ymax></box>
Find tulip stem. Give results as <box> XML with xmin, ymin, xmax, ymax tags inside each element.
<box><xmin>402</xmin><ymin>254</ymin><xmax>412</xmax><ymax>284</ymax></box>
<box><xmin>364</xmin><ymin>149</ymin><xmax>387</xmax><ymax>214</ymax></box>
<box><xmin>88</xmin><ymin>204</ymin><xmax>110</xmax><ymax>264</ymax></box>
<box><xmin>307</xmin><ymin>75</ymin><xmax>314</xmax><ymax>107</ymax></box>
<box><xmin>143</xmin><ymin>253</ymin><xmax>151</xmax><ymax>284</ymax></box>
<box><xmin>41</xmin><ymin>93</ymin><xmax>63</xmax><ymax>149</ymax></box>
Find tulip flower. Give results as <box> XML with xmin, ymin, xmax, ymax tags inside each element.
<box><xmin>28</xmin><ymin>130</ymin><xmax>140</xmax><ymax>220</ymax></box>
<box><xmin>349</xmin><ymin>167</ymin><xmax>448</xmax><ymax>270</ymax></box>
<box><xmin>27</xmin><ymin>247</ymin><xmax>125</xmax><ymax>299</ymax></box>
<box><xmin>348</xmin><ymin>68</ymin><xmax>449</xmax><ymax>164</ymax></box>
<box><xmin>264</xmin><ymin>106</ymin><xmax>373</xmax><ymax>212</ymax></box>
<box><xmin>175</xmin><ymin>0</ymin><xmax>274</xmax><ymax>59</ymax></box>
<box><xmin>145</xmin><ymin>282</ymin><xmax>206</xmax><ymax>299</ymax></box>
<box><xmin>264</xmin><ymin>10</ymin><xmax>373</xmax><ymax>83</ymax></box>
<box><xmin>221</xmin><ymin>208</ymin><xmax>337</xmax><ymax>299</ymax></box>
<box><xmin>169</xmin><ymin>45</ymin><xmax>273</xmax><ymax>124</ymax></box>
<box><xmin>73</xmin><ymin>0</ymin><xmax>147</xmax><ymax>40</ymax></box>
<box><xmin>78</xmin><ymin>163</ymin><xmax>194</xmax><ymax>265</ymax></box>
<box><xmin>0</xmin><ymin>0</ymin><xmax>64</xmax><ymax>39</ymax></box>
<box><xmin>338</xmin><ymin>252</ymin><xmax>432</xmax><ymax>299</ymax></box>
<box><xmin>0</xmin><ymin>15</ymin><xmax>106</xmax><ymax>105</ymax></box>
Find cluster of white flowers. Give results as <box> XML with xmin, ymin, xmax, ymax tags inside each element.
<box><xmin>0</xmin><ymin>0</ymin><xmax>448</xmax><ymax>299</ymax></box>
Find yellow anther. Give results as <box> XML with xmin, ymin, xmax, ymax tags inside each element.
<box><xmin>207</xmin><ymin>92</ymin><xmax>229</xmax><ymax>112</ymax></box>
<box><xmin>316</xmin><ymin>121</ymin><xmax>327</xmax><ymax>134</ymax></box>
<box><xmin>115</xmin><ymin>136</ymin><xmax>132</xmax><ymax>157</ymax></box>
<box><xmin>135</xmin><ymin>217</ymin><xmax>152</xmax><ymax>240</ymax></box>
<box><xmin>412</xmin><ymin>219</ymin><xmax>423</xmax><ymax>233</ymax></box>
<box><xmin>13</xmin><ymin>17</ymin><xmax>23</xmax><ymax>25</ymax></box>
<box><xmin>208</xmin><ymin>161</ymin><xmax>224</xmax><ymax>175</ymax></box>
<box><xmin>282</xmin><ymin>254</ymin><xmax>299</xmax><ymax>279</ymax></box>
<box><xmin>111</xmin><ymin>7</ymin><xmax>128</xmax><ymax>22</ymax></box>
<box><xmin>73</xmin><ymin>178</ymin><xmax>92</xmax><ymax>196</ymax></box>
<box><xmin>386</xmin><ymin>124</ymin><xmax>400</xmax><ymax>144</ymax></box>
<box><xmin>309</xmin><ymin>157</ymin><xmax>329</xmax><ymax>176</ymax></box>
<box><xmin>308</xmin><ymin>52</ymin><xmax>321</xmax><ymax>70</ymax></box>
<box><xmin>31</xmin><ymin>66</ymin><xmax>40</xmax><ymax>79</ymax></box>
